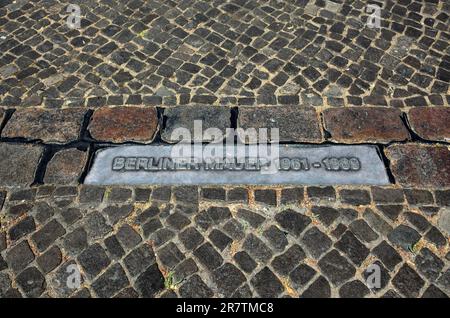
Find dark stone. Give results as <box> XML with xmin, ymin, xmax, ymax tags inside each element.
<box><xmin>179</xmin><ymin>275</ymin><xmax>213</xmax><ymax>298</ymax></box>
<box><xmin>109</xmin><ymin>188</ymin><xmax>132</xmax><ymax>202</ymax></box>
<box><xmin>36</xmin><ymin>246</ymin><xmax>62</xmax><ymax>274</ymax></box>
<box><xmin>32</xmin><ymin>219</ymin><xmax>66</xmax><ymax>252</ymax></box>
<box><xmin>79</xmin><ymin>186</ymin><xmax>105</xmax><ymax>203</ymax></box>
<box><xmin>116</xmin><ymin>225</ymin><xmax>142</xmax><ymax>250</ymax></box>
<box><xmin>263</xmin><ymin>225</ymin><xmax>288</xmax><ymax>251</ymax></box>
<box><xmin>415</xmin><ymin>248</ymin><xmax>445</xmax><ymax>281</ymax></box>
<box><xmin>173</xmin><ymin>258</ymin><xmax>198</xmax><ymax>283</ymax></box>
<box><xmin>311</xmin><ymin>206</ymin><xmax>339</xmax><ymax>226</ymax></box>
<box><xmin>289</xmin><ymin>264</ymin><xmax>316</xmax><ymax>290</ymax></box>
<box><xmin>166</xmin><ymin>212</ymin><xmax>191</xmax><ymax>231</ymax></box>
<box><xmin>339</xmin><ymin>280</ymin><xmax>370</xmax><ymax>298</ymax></box>
<box><xmin>280</xmin><ymin>187</ymin><xmax>304</xmax><ymax>204</ymax></box>
<box><xmin>301</xmin><ymin>276</ymin><xmax>331</xmax><ymax>298</ymax></box>
<box><xmin>16</xmin><ymin>267</ymin><xmax>45</xmax><ymax>297</ymax></box>
<box><xmin>435</xmin><ymin>190</ymin><xmax>450</xmax><ymax>206</ymax></box>
<box><xmin>157</xmin><ymin>242</ymin><xmax>185</xmax><ymax>269</ymax></box>
<box><xmin>208</xmin><ymin>229</ymin><xmax>232</xmax><ymax>251</ymax></box>
<box><xmin>254</xmin><ymin>189</ymin><xmax>277</xmax><ymax>206</ymax></box>
<box><xmin>212</xmin><ymin>263</ymin><xmax>246</xmax><ymax>297</ymax></box>
<box><xmin>135</xmin><ymin>188</ymin><xmax>151</xmax><ymax>202</ymax></box>
<box><xmin>104</xmin><ymin>235</ymin><xmax>125</xmax><ymax>260</ymax></box>
<box><xmin>233</xmin><ymin>251</ymin><xmax>257</xmax><ymax>274</ymax></box>
<box><xmin>104</xmin><ymin>205</ymin><xmax>133</xmax><ymax>225</ymax></box>
<box><xmin>275</xmin><ymin>209</ymin><xmax>311</xmax><ymax>237</ymax></box>
<box><xmin>162</xmin><ymin>106</ymin><xmax>229</xmax><ymax>143</ymax></box>
<box><xmin>307</xmin><ymin>186</ymin><xmax>336</xmax><ymax>202</ymax></box>
<box><xmin>77</xmin><ymin>244</ymin><xmax>111</xmax><ymax>279</ymax></box>
<box><xmin>405</xmin><ymin>212</ymin><xmax>431</xmax><ymax>233</ymax></box>
<box><xmin>242</xmin><ymin>234</ymin><xmax>272</xmax><ymax>262</ymax></box>
<box><xmin>223</xmin><ymin>219</ymin><xmax>245</xmax><ymax>241</ymax></box>
<box><xmin>372</xmin><ymin>241</ymin><xmax>402</xmax><ymax>271</ymax></box>
<box><xmin>422</xmin><ymin>285</ymin><xmax>448</xmax><ymax>298</ymax></box>
<box><xmin>318</xmin><ymin>250</ymin><xmax>356</xmax><ymax>286</ymax></box>
<box><xmin>8</xmin><ymin>216</ymin><xmax>36</xmax><ymax>241</ymax></box>
<box><xmin>150</xmin><ymin>187</ymin><xmax>170</xmax><ymax>201</ymax></box>
<box><xmin>237</xmin><ymin>209</ymin><xmax>265</xmax><ymax>228</ymax></box>
<box><xmin>6</xmin><ymin>241</ymin><xmax>35</xmax><ymax>272</ymax></box>
<box><xmin>135</xmin><ymin>263</ymin><xmax>165</xmax><ymax>297</ymax></box>
<box><xmin>377</xmin><ymin>205</ymin><xmax>403</xmax><ymax>221</ymax></box>
<box><xmin>92</xmin><ymin>264</ymin><xmax>129</xmax><ymax>298</ymax></box>
<box><xmin>371</xmin><ymin>187</ymin><xmax>404</xmax><ymax>203</ymax></box>
<box><xmin>150</xmin><ymin>228</ymin><xmax>175</xmax><ymax>247</ymax></box>
<box><xmin>201</xmin><ymin>188</ymin><xmax>226</xmax><ymax>200</ymax></box>
<box><xmin>61</xmin><ymin>208</ymin><xmax>82</xmax><ymax>226</ymax></box>
<box><xmin>142</xmin><ymin>218</ymin><xmax>163</xmax><ymax>238</ymax></box>
<box><xmin>238</xmin><ymin>106</ymin><xmax>322</xmax><ymax>143</ymax></box>
<box><xmin>63</xmin><ymin>228</ymin><xmax>88</xmax><ymax>256</ymax></box>
<box><xmin>123</xmin><ymin>244</ymin><xmax>156</xmax><ymax>277</ymax></box>
<box><xmin>404</xmin><ymin>189</ymin><xmax>434</xmax><ymax>205</ymax></box>
<box><xmin>179</xmin><ymin>227</ymin><xmax>204</xmax><ymax>251</ymax></box>
<box><xmin>227</xmin><ymin>188</ymin><xmax>248</xmax><ymax>202</ymax></box>
<box><xmin>349</xmin><ymin>219</ymin><xmax>379</xmax><ymax>243</ymax></box>
<box><xmin>251</xmin><ymin>267</ymin><xmax>284</xmax><ymax>297</ymax></box>
<box><xmin>195</xmin><ymin>206</ymin><xmax>231</xmax><ymax>230</ymax></box>
<box><xmin>193</xmin><ymin>243</ymin><xmax>223</xmax><ymax>271</ymax></box>
<box><xmin>335</xmin><ymin>231</ymin><xmax>370</xmax><ymax>266</ymax></box>
<box><xmin>388</xmin><ymin>225</ymin><xmax>421</xmax><ymax>251</ymax></box>
<box><xmin>339</xmin><ymin>189</ymin><xmax>371</xmax><ymax>206</ymax></box>
<box><xmin>392</xmin><ymin>264</ymin><xmax>425</xmax><ymax>297</ymax></box>
<box><xmin>271</xmin><ymin>245</ymin><xmax>306</xmax><ymax>276</ymax></box>
<box><xmin>425</xmin><ymin>227</ymin><xmax>447</xmax><ymax>247</ymax></box>
<box><xmin>301</xmin><ymin>227</ymin><xmax>332</xmax><ymax>259</ymax></box>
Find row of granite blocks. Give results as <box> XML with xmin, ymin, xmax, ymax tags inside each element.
<box><xmin>0</xmin><ymin>105</ymin><xmax>448</xmax><ymax>187</ymax></box>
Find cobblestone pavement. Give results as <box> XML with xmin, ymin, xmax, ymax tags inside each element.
<box><xmin>0</xmin><ymin>0</ymin><xmax>449</xmax><ymax>107</ymax></box>
<box><xmin>0</xmin><ymin>0</ymin><xmax>450</xmax><ymax>298</ymax></box>
<box><xmin>0</xmin><ymin>185</ymin><xmax>449</xmax><ymax>298</ymax></box>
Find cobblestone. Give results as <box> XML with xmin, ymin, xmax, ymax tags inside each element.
<box><xmin>2</xmin><ymin>109</ymin><xmax>86</xmax><ymax>144</ymax></box>
<box><xmin>0</xmin><ymin>0</ymin><xmax>450</xmax><ymax>299</ymax></box>
<box><xmin>323</xmin><ymin>108</ymin><xmax>409</xmax><ymax>144</ymax></box>
<box><xmin>0</xmin><ymin>184</ymin><xmax>447</xmax><ymax>298</ymax></box>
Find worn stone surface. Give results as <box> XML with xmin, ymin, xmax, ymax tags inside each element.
<box><xmin>0</xmin><ymin>184</ymin><xmax>448</xmax><ymax>298</ymax></box>
<box><xmin>0</xmin><ymin>143</ymin><xmax>43</xmax><ymax>187</ymax></box>
<box><xmin>386</xmin><ymin>144</ymin><xmax>450</xmax><ymax>188</ymax></box>
<box><xmin>2</xmin><ymin>109</ymin><xmax>86</xmax><ymax>144</ymax></box>
<box><xmin>161</xmin><ymin>106</ymin><xmax>230</xmax><ymax>143</ymax></box>
<box><xmin>85</xmin><ymin>145</ymin><xmax>389</xmax><ymax>185</ymax></box>
<box><xmin>238</xmin><ymin>106</ymin><xmax>322</xmax><ymax>143</ymax></box>
<box><xmin>88</xmin><ymin>107</ymin><xmax>158</xmax><ymax>143</ymax></box>
<box><xmin>323</xmin><ymin>108</ymin><xmax>409</xmax><ymax>144</ymax></box>
<box><xmin>44</xmin><ymin>149</ymin><xmax>88</xmax><ymax>185</ymax></box>
<box><xmin>408</xmin><ymin>108</ymin><xmax>450</xmax><ymax>142</ymax></box>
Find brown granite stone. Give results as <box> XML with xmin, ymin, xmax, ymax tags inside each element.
<box><xmin>323</xmin><ymin>107</ymin><xmax>409</xmax><ymax>144</ymax></box>
<box><xmin>238</xmin><ymin>106</ymin><xmax>323</xmax><ymax>143</ymax></box>
<box><xmin>0</xmin><ymin>143</ymin><xmax>43</xmax><ymax>187</ymax></box>
<box><xmin>2</xmin><ymin>108</ymin><xmax>86</xmax><ymax>144</ymax></box>
<box><xmin>407</xmin><ymin>107</ymin><xmax>450</xmax><ymax>142</ymax></box>
<box><xmin>88</xmin><ymin>107</ymin><xmax>158</xmax><ymax>143</ymax></box>
<box><xmin>386</xmin><ymin>144</ymin><xmax>450</xmax><ymax>188</ymax></box>
<box><xmin>44</xmin><ymin>149</ymin><xmax>88</xmax><ymax>185</ymax></box>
